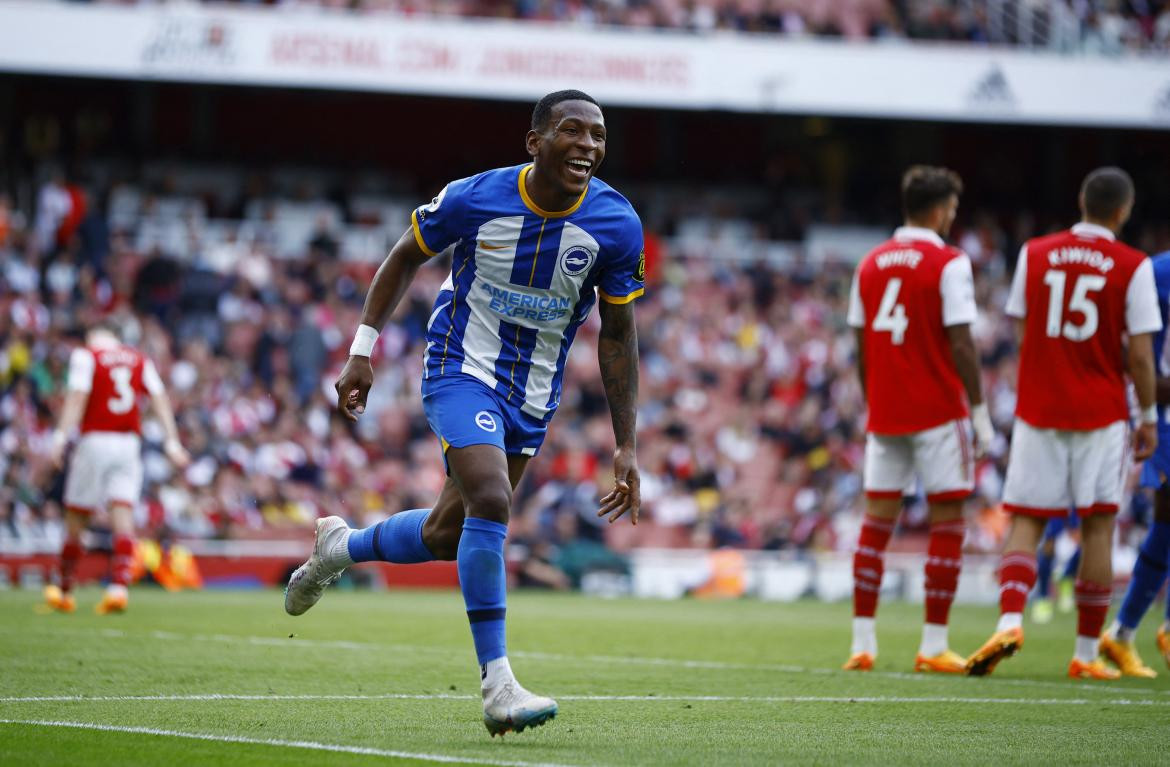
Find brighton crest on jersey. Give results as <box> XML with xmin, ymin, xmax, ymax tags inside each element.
<box><xmin>412</xmin><ymin>164</ymin><xmax>644</xmax><ymax>421</ymax></box>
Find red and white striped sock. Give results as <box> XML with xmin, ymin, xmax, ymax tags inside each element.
<box><xmin>60</xmin><ymin>536</ymin><xmax>82</xmax><ymax>595</ymax></box>
<box><xmin>996</xmin><ymin>550</ymin><xmax>1037</xmax><ymax>632</ymax></box>
<box><xmin>1074</xmin><ymin>580</ymin><xmax>1112</xmax><ymax>662</ymax></box>
<box><xmin>853</xmin><ymin>515</ymin><xmax>896</xmax><ymax>619</ymax></box>
<box><xmin>111</xmin><ymin>534</ymin><xmax>135</xmax><ymax>588</ymax></box>
<box><xmin>924</xmin><ymin>519</ymin><xmax>964</xmax><ymax>626</ymax></box>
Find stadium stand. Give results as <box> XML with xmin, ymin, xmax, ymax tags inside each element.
<box><xmin>54</xmin><ymin>0</ymin><xmax>1170</xmax><ymax>52</ymax></box>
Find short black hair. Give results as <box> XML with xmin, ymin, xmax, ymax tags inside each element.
<box><xmin>531</xmin><ymin>90</ymin><xmax>601</xmax><ymax>132</ymax></box>
<box><xmin>1081</xmin><ymin>166</ymin><xmax>1134</xmax><ymax>220</ymax></box>
<box><xmin>901</xmin><ymin>165</ymin><xmax>963</xmax><ymax>219</ymax></box>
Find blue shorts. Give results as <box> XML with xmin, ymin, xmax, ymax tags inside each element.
<box><xmin>1140</xmin><ymin>442</ymin><xmax>1170</xmax><ymax>489</ymax></box>
<box><xmin>421</xmin><ymin>374</ymin><xmax>548</xmax><ymax>466</ymax></box>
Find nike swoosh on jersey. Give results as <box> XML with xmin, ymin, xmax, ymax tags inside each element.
<box><xmin>480</xmin><ymin>241</ymin><xmax>508</xmax><ymax>251</ymax></box>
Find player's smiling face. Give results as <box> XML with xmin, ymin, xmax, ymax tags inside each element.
<box><xmin>527</xmin><ymin>100</ymin><xmax>606</xmax><ymax>207</ymax></box>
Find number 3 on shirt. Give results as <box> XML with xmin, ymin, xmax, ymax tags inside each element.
<box><xmin>1043</xmin><ymin>271</ymin><xmax>1105</xmax><ymax>341</ymax></box>
<box><xmin>873</xmin><ymin>278</ymin><xmax>908</xmax><ymax>345</ymax></box>
<box><xmin>108</xmin><ymin>365</ymin><xmax>135</xmax><ymax>414</ymax></box>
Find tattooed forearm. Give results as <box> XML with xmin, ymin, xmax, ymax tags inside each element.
<box><xmin>598</xmin><ymin>300</ymin><xmax>640</xmax><ymax>449</ymax></box>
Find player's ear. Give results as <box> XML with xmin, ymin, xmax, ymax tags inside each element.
<box><xmin>525</xmin><ymin>129</ymin><xmax>541</xmax><ymax>159</ymax></box>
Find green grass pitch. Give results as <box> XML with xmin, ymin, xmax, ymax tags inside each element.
<box><xmin>1</xmin><ymin>587</ymin><xmax>1168</xmax><ymax>766</ymax></box>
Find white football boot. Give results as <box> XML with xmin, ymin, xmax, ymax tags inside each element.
<box><xmin>284</xmin><ymin>516</ymin><xmax>351</xmax><ymax>616</ymax></box>
<box><xmin>482</xmin><ymin>680</ymin><xmax>558</xmax><ymax>737</ymax></box>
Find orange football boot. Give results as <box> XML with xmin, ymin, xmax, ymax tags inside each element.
<box><xmin>965</xmin><ymin>627</ymin><xmax>1024</xmax><ymax>677</ymax></box>
<box><xmin>842</xmin><ymin>653</ymin><xmax>874</xmax><ymax>671</ymax></box>
<box><xmin>43</xmin><ymin>585</ymin><xmax>75</xmax><ymax>614</ymax></box>
<box><xmin>95</xmin><ymin>588</ymin><xmax>128</xmax><ymax>615</ymax></box>
<box><xmin>915</xmin><ymin>650</ymin><xmax>966</xmax><ymax>673</ymax></box>
<box><xmin>1099</xmin><ymin>633</ymin><xmax>1156</xmax><ymax>678</ymax></box>
<box><xmin>1068</xmin><ymin>658</ymin><xmax>1121</xmax><ymax>680</ymax></box>
<box><xmin>1156</xmin><ymin>625</ymin><xmax>1170</xmax><ymax>671</ymax></box>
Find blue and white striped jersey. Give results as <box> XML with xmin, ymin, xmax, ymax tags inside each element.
<box><xmin>412</xmin><ymin>163</ymin><xmax>645</xmax><ymax>421</ymax></box>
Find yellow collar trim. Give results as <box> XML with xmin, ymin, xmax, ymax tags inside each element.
<box><xmin>519</xmin><ymin>164</ymin><xmax>588</xmax><ymax>218</ymax></box>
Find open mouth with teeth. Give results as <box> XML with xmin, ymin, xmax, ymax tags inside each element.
<box><xmin>566</xmin><ymin>158</ymin><xmax>593</xmax><ymax>179</ymax></box>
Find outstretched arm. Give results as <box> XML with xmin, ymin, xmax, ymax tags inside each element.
<box><xmin>335</xmin><ymin>229</ymin><xmax>432</xmax><ymax>422</ymax></box>
<box><xmin>596</xmin><ymin>298</ymin><xmax>641</xmax><ymax>524</ymax></box>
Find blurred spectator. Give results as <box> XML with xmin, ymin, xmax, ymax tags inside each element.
<box><xmin>2</xmin><ymin>159</ymin><xmax>1167</xmax><ymax>570</ymax></box>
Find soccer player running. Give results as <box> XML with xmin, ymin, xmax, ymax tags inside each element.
<box><xmin>44</xmin><ymin>323</ymin><xmax>190</xmax><ymax>614</ymax></box>
<box><xmin>283</xmin><ymin>90</ymin><xmax>644</xmax><ymax>736</ymax></box>
<box><xmin>844</xmin><ymin>166</ymin><xmax>993</xmax><ymax>673</ymax></box>
<box><xmin>967</xmin><ymin>167</ymin><xmax>1161</xmax><ymax>681</ymax></box>
<box><xmin>1099</xmin><ymin>247</ymin><xmax>1170</xmax><ymax>677</ymax></box>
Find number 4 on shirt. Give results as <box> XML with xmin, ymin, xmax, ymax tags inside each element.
<box><xmin>873</xmin><ymin>278</ymin><xmax>909</xmax><ymax>345</ymax></box>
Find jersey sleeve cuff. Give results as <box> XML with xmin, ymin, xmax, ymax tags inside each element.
<box><xmin>599</xmin><ymin>288</ymin><xmax>644</xmax><ymax>305</ymax></box>
<box><xmin>410</xmin><ymin>209</ymin><xmax>439</xmax><ymax>258</ymax></box>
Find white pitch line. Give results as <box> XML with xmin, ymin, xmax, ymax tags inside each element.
<box><xmin>2</xmin><ymin>692</ymin><xmax>1169</xmax><ymax>707</ymax></box>
<box><xmin>0</xmin><ymin>719</ymin><xmax>577</xmax><ymax>767</ymax></box>
<box><xmin>10</xmin><ymin>625</ymin><xmax>1170</xmax><ymax>699</ymax></box>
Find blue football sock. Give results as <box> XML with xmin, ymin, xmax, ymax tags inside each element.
<box><xmin>1062</xmin><ymin>547</ymin><xmax>1081</xmax><ymax>581</ymax></box>
<box><xmin>347</xmin><ymin>509</ymin><xmax>435</xmax><ymax>564</ymax></box>
<box><xmin>457</xmin><ymin>517</ymin><xmax>508</xmax><ymax>666</ymax></box>
<box><xmin>1035</xmin><ymin>547</ymin><xmax>1055</xmax><ymax>599</ymax></box>
<box><xmin>1118</xmin><ymin>521</ymin><xmax>1170</xmax><ymax>631</ymax></box>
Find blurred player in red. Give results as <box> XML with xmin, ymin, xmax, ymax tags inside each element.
<box><xmin>844</xmin><ymin>166</ymin><xmax>993</xmax><ymax>673</ymax></box>
<box><xmin>966</xmin><ymin>167</ymin><xmax>1160</xmax><ymax>680</ymax></box>
<box><xmin>44</xmin><ymin>323</ymin><xmax>189</xmax><ymax>614</ymax></box>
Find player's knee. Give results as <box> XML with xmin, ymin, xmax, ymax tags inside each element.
<box><xmin>463</xmin><ymin>484</ymin><xmax>512</xmax><ymax>525</ymax></box>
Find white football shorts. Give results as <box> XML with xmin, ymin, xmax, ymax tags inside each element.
<box><xmin>1002</xmin><ymin>418</ymin><xmax>1128</xmax><ymax>517</ymax></box>
<box><xmin>864</xmin><ymin>418</ymin><xmax>974</xmax><ymax>502</ymax></box>
<box><xmin>63</xmin><ymin>432</ymin><xmax>143</xmax><ymax>513</ymax></box>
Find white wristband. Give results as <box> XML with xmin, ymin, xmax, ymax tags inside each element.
<box><xmin>971</xmin><ymin>403</ymin><xmax>994</xmax><ymax>447</ymax></box>
<box><xmin>349</xmin><ymin>324</ymin><xmax>379</xmax><ymax>357</ymax></box>
<box><xmin>1142</xmin><ymin>405</ymin><xmax>1158</xmax><ymax>425</ymax></box>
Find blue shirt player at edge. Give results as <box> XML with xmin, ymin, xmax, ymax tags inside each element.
<box><xmin>283</xmin><ymin>90</ymin><xmax>645</xmax><ymax>735</ymax></box>
<box><xmin>1100</xmin><ymin>249</ymin><xmax>1170</xmax><ymax>676</ymax></box>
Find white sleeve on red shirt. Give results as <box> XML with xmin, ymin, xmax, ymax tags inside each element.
<box><xmin>1005</xmin><ymin>245</ymin><xmax>1028</xmax><ymax>319</ymax></box>
<box><xmin>847</xmin><ymin>269</ymin><xmax>865</xmax><ymax>329</ymax></box>
<box><xmin>940</xmin><ymin>255</ymin><xmax>977</xmax><ymax>327</ymax></box>
<box><xmin>1126</xmin><ymin>258</ymin><xmax>1163</xmax><ymax>335</ymax></box>
<box><xmin>142</xmin><ymin>359</ymin><xmax>165</xmax><ymax>396</ymax></box>
<box><xmin>67</xmin><ymin>348</ymin><xmax>95</xmax><ymax>393</ymax></box>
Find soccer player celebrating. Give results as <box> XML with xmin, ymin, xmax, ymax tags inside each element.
<box><xmin>844</xmin><ymin>166</ymin><xmax>992</xmax><ymax>673</ymax></box>
<box><xmin>283</xmin><ymin>90</ymin><xmax>644</xmax><ymax>736</ymax></box>
<box><xmin>1099</xmin><ymin>247</ymin><xmax>1170</xmax><ymax>677</ymax></box>
<box><xmin>967</xmin><ymin>167</ymin><xmax>1161</xmax><ymax>681</ymax></box>
<box><xmin>44</xmin><ymin>323</ymin><xmax>190</xmax><ymax>614</ymax></box>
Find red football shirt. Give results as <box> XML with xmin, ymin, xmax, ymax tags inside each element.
<box><xmin>68</xmin><ymin>342</ymin><xmax>164</xmax><ymax>434</ymax></box>
<box><xmin>848</xmin><ymin>227</ymin><xmax>977</xmax><ymax>435</ymax></box>
<box><xmin>1007</xmin><ymin>222</ymin><xmax>1161</xmax><ymax>431</ymax></box>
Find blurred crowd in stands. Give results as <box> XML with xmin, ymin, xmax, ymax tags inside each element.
<box><xmin>67</xmin><ymin>0</ymin><xmax>1170</xmax><ymax>53</ymax></box>
<box><xmin>1</xmin><ymin>167</ymin><xmax>1168</xmax><ymax>574</ymax></box>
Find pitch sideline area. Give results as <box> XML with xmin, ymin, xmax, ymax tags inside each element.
<box><xmin>1</xmin><ymin>589</ymin><xmax>1167</xmax><ymax>765</ymax></box>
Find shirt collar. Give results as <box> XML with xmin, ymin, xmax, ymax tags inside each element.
<box><xmin>1071</xmin><ymin>222</ymin><xmax>1116</xmax><ymax>241</ymax></box>
<box><xmin>893</xmin><ymin>226</ymin><xmax>944</xmax><ymax>247</ymax></box>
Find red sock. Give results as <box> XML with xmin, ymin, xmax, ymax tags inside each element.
<box><xmin>925</xmin><ymin>519</ymin><xmax>964</xmax><ymax>625</ymax></box>
<box><xmin>999</xmin><ymin>551</ymin><xmax>1037</xmax><ymax>615</ymax></box>
<box><xmin>853</xmin><ymin>515</ymin><xmax>896</xmax><ymax>618</ymax></box>
<box><xmin>60</xmin><ymin>537</ymin><xmax>82</xmax><ymax>594</ymax></box>
<box><xmin>112</xmin><ymin>534</ymin><xmax>135</xmax><ymax>587</ymax></box>
<box><xmin>1075</xmin><ymin>580</ymin><xmax>1112</xmax><ymax>639</ymax></box>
